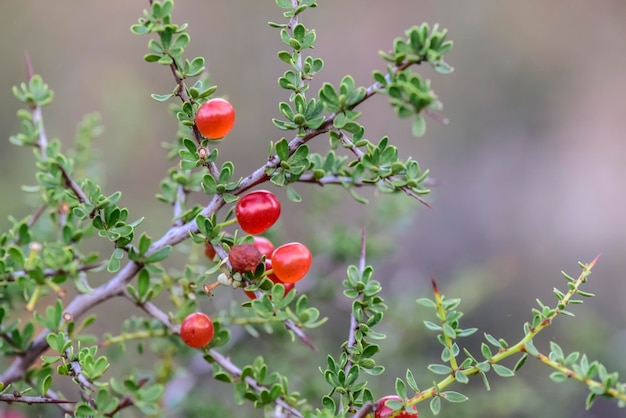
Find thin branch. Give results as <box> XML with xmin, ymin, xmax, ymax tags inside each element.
<box><xmin>24</xmin><ymin>377</ymin><xmax>76</xmax><ymax>415</ymax></box>
<box><xmin>337</xmin><ymin>131</ymin><xmax>431</xmax><ymax>207</ymax></box>
<box><xmin>340</xmin><ymin>228</ymin><xmax>366</xmax><ymax>411</ymax></box>
<box><xmin>0</xmin><ymin>393</ymin><xmax>75</xmax><ymax>405</ymax></box>
<box><xmin>27</xmin><ymin>204</ymin><xmax>47</xmax><ymax>228</ymax></box>
<box><xmin>0</xmin><ymin>50</ymin><xmax>423</xmax><ymax>389</ymax></box>
<box><xmin>122</xmin><ymin>291</ymin><xmax>176</xmax><ymax>329</ymax></box>
<box><xmin>58</xmin><ymin>164</ymin><xmax>89</xmax><ymax>205</ymax></box>
<box><xmin>104</xmin><ymin>377</ymin><xmax>149</xmax><ymax>417</ymax></box>
<box><xmin>172</xmin><ymin>184</ymin><xmax>187</xmax><ymax>226</ymax></box>
<box><xmin>24</xmin><ymin>51</ymin><xmax>48</xmax><ymax>160</ymax></box>
<box><xmin>210</xmin><ymin>350</ymin><xmax>304</xmax><ymax>417</ymax></box>
<box><xmin>1</xmin><ymin>262</ymin><xmax>104</xmax><ymax>284</ymax></box>
<box><xmin>297</xmin><ymin>173</ymin><xmax>440</xmax><ymax>189</ymax></box>
<box><xmin>166</xmin><ymin>57</ymin><xmax>221</xmax><ymax>181</ymax></box>
<box><xmin>352</xmin><ymin>401</ymin><xmax>374</xmax><ymax>418</ymax></box>
<box><xmin>66</xmin><ymin>349</ymin><xmax>97</xmax><ymax>394</ymax></box>
<box><xmin>287</xmin><ymin>0</ymin><xmax>305</xmax><ymax>92</ymax></box>
<box><xmin>124</xmin><ymin>297</ymin><xmax>304</xmax><ymax>418</ymax></box>
<box><xmin>234</xmin><ymin>62</ymin><xmax>415</xmax><ymax>196</ymax></box>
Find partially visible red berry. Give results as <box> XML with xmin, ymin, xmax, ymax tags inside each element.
<box><xmin>204</xmin><ymin>242</ymin><xmax>217</xmax><ymax>260</ymax></box>
<box><xmin>236</xmin><ymin>190</ymin><xmax>281</xmax><ymax>235</ymax></box>
<box><xmin>374</xmin><ymin>396</ymin><xmax>418</xmax><ymax>418</ymax></box>
<box><xmin>271</xmin><ymin>242</ymin><xmax>312</xmax><ymax>284</ymax></box>
<box><xmin>253</xmin><ymin>236</ymin><xmax>275</xmax><ymax>259</ymax></box>
<box><xmin>229</xmin><ymin>244</ymin><xmax>263</xmax><ymax>273</ymax></box>
<box><xmin>195</xmin><ymin>98</ymin><xmax>235</xmax><ymax>140</ymax></box>
<box><xmin>180</xmin><ymin>312</ymin><xmax>215</xmax><ymax>348</ymax></box>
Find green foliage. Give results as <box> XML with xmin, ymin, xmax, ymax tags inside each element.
<box><xmin>0</xmin><ymin>1</ymin><xmax>623</xmax><ymax>418</ymax></box>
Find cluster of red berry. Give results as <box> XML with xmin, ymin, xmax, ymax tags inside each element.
<box><xmin>180</xmin><ymin>100</ymin><xmax>312</xmax><ymax>350</ymax></box>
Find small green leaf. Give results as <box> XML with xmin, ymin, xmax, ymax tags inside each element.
<box><xmin>417</xmin><ymin>297</ymin><xmax>436</xmax><ymax>308</ymax></box>
<box><xmin>286</xmin><ymin>186</ymin><xmax>301</xmax><ymax>202</ymax></box>
<box><xmin>145</xmin><ymin>246</ymin><xmax>171</xmax><ymax>263</ymax></box>
<box><xmin>492</xmin><ymin>364</ymin><xmax>515</xmax><ymax>377</ymax></box>
<box><xmin>275</xmin><ymin>138</ymin><xmax>289</xmax><ymax>161</ymax></box>
<box><xmin>405</xmin><ymin>369</ymin><xmax>419</xmax><ymax>392</ymax></box>
<box><xmin>137</xmin><ymin>269</ymin><xmax>150</xmax><ymax>299</ymax></box>
<box><xmin>395</xmin><ymin>378</ymin><xmax>407</xmax><ymax>400</ymax></box>
<box><xmin>412</xmin><ymin>114</ymin><xmax>426</xmax><ymax>137</ymax></box>
<box><xmin>585</xmin><ymin>392</ymin><xmax>596</xmax><ymax>410</ymax></box>
<box><xmin>550</xmin><ymin>371</ymin><xmax>569</xmax><ymax>383</ymax></box>
<box><xmin>427</xmin><ymin>364</ymin><xmax>452</xmax><ymax>375</ymax></box>
<box><xmin>514</xmin><ymin>354</ymin><xmax>528</xmax><ymax>371</ymax></box>
<box><xmin>430</xmin><ymin>396</ymin><xmax>441</xmax><ymax>415</ymax></box>
<box><xmin>455</xmin><ymin>371</ymin><xmax>469</xmax><ymax>384</ymax></box>
<box><xmin>151</xmin><ymin>93</ymin><xmax>173</xmax><ymax>102</ymax></box>
<box><xmin>442</xmin><ymin>391</ymin><xmax>468</xmax><ymax>403</ymax></box>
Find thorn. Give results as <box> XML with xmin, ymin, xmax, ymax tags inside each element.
<box><xmin>431</xmin><ymin>276</ymin><xmax>439</xmax><ymax>296</ymax></box>
<box><xmin>24</xmin><ymin>51</ymin><xmax>34</xmax><ymax>80</ymax></box>
<box><xmin>587</xmin><ymin>254</ymin><xmax>601</xmax><ymax>270</ymax></box>
<box><xmin>424</xmin><ymin>108</ymin><xmax>449</xmax><ymax>125</ymax></box>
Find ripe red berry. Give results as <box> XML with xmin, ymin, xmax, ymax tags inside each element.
<box><xmin>229</xmin><ymin>243</ymin><xmax>263</xmax><ymax>273</ymax></box>
<box><xmin>236</xmin><ymin>190</ymin><xmax>281</xmax><ymax>235</ymax></box>
<box><xmin>253</xmin><ymin>236</ymin><xmax>275</xmax><ymax>259</ymax></box>
<box><xmin>374</xmin><ymin>396</ymin><xmax>418</xmax><ymax>418</ymax></box>
<box><xmin>271</xmin><ymin>242</ymin><xmax>311</xmax><ymax>284</ymax></box>
<box><xmin>195</xmin><ymin>98</ymin><xmax>235</xmax><ymax>139</ymax></box>
<box><xmin>204</xmin><ymin>242</ymin><xmax>217</xmax><ymax>260</ymax></box>
<box><xmin>244</xmin><ymin>260</ymin><xmax>295</xmax><ymax>300</ymax></box>
<box><xmin>180</xmin><ymin>312</ymin><xmax>215</xmax><ymax>348</ymax></box>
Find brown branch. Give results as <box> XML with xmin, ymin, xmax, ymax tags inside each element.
<box><xmin>58</xmin><ymin>164</ymin><xmax>89</xmax><ymax>205</ymax></box>
<box><xmin>122</xmin><ymin>297</ymin><xmax>304</xmax><ymax>418</ymax></box>
<box><xmin>27</xmin><ymin>204</ymin><xmax>47</xmax><ymax>229</ymax></box>
<box><xmin>337</xmin><ymin>131</ymin><xmax>431</xmax><ymax>208</ymax></box>
<box><xmin>104</xmin><ymin>377</ymin><xmax>149</xmax><ymax>417</ymax></box>
<box><xmin>0</xmin><ymin>48</ymin><xmax>421</xmax><ymax>391</ymax></box>
<box><xmin>1</xmin><ymin>262</ymin><xmax>104</xmax><ymax>284</ymax></box>
<box><xmin>24</xmin><ymin>51</ymin><xmax>49</xmax><ymax>160</ymax></box>
<box><xmin>352</xmin><ymin>401</ymin><xmax>374</xmax><ymax>418</ymax></box>
<box><xmin>339</xmin><ymin>228</ymin><xmax>366</xmax><ymax>412</ymax></box>
<box><xmin>166</xmin><ymin>56</ymin><xmax>221</xmax><ymax>181</ymax></box>
<box><xmin>172</xmin><ymin>184</ymin><xmax>187</xmax><ymax>226</ymax></box>
<box><xmin>24</xmin><ymin>377</ymin><xmax>76</xmax><ymax>415</ymax></box>
<box><xmin>122</xmin><ymin>291</ymin><xmax>176</xmax><ymax>329</ymax></box>
<box><xmin>0</xmin><ymin>393</ymin><xmax>75</xmax><ymax>405</ymax></box>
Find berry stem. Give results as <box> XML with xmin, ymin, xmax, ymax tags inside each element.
<box><xmin>214</xmin><ymin>217</ymin><xmax>238</xmax><ymax>229</ymax></box>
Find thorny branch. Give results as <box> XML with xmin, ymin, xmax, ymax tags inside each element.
<box><xmin>337</xmin><ymin>130</ymin><xmax>431</xmax><ymax>207</ymax></box>
<box><xmin>1</xmin><ymin>37</ymin><xmax>428</xmax><ymax>417</ymax></box>
<box><xmin>0</xmin><ymin>393</ymin><xmax>75</xmax><ymax>405</ymax></box>
<box><xmin>339</xmin><ymin>228</ymin><xmax>366</xmax><ymax>412</ymax></box>
<box><xmin>123</xmin><ymin>298</ymin><xmax>304</xmax><ymax>418</ymax></box>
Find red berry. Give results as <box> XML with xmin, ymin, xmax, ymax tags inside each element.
<box><xmin>271</xmin><ymin>242</ymin><xmax>311</xmax><ymax>284</ymax></box>
<box><xmin>244</xmin><ymin>260</ymin><xmax>295</xmax><ymax>300</ymax></box>
<box><xmin>195</xmin><ymin>98</ymin><xmax>235</xmax><ymax>140</ymax></box>
<box><xmin>236</xmin><ymin>190</ymin><xmax>281</xmax><ymax>235</ymax></box>
<box><xmin>180</xmin><ymin>312</ymin><xmax>215</xmax><ymax>348</ymax></box>
<box><xmin>229</xmin><ymin>244</ymin><xmax>263</xmax><ymax>273</ymax></box>
<box><xmin>253</xmin><ymin>236</ymin><xmax>275</xmax><ymax>259</ymax></box>
<box><xmin>374</xmin><ymin>396</ymin><xmax>418</xmax><ymax>418</ymax></box>
<box><xmin>204</xmin><ymin>242</ymin><xmax>217</xmax><ymax>260</ymax></box>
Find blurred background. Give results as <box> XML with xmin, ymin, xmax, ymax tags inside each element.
<box><xmin>1</xmin><ymin>1</ymin><xmax>626</xmax><ymax>417</ymax></box>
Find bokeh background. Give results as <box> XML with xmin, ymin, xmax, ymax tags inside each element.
<box><xmin>1</xmin><ymin>1</ymin><xmax>626</xmax><ymax>417</ymax></box>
